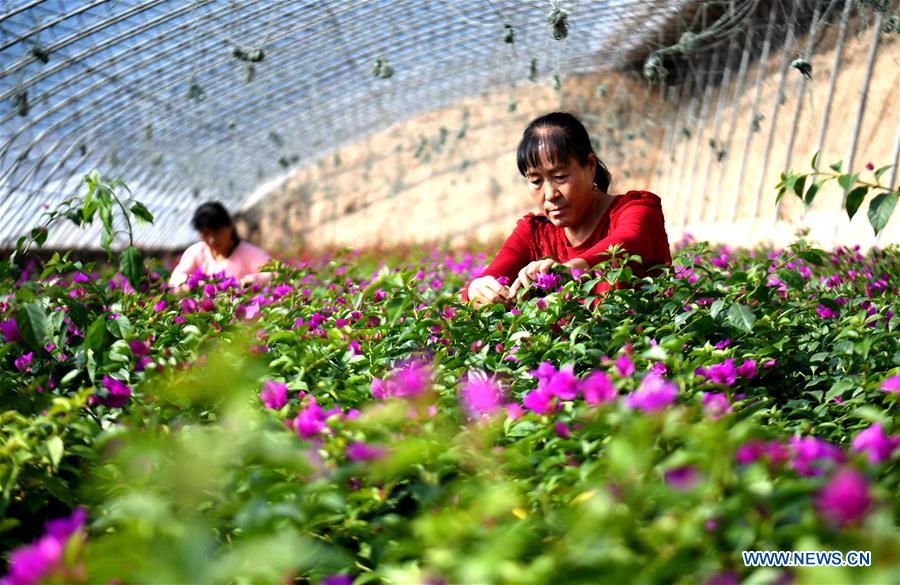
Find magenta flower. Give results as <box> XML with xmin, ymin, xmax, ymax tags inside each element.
<box><xmin>321</xmin><ymin>575</ymin><xmax>354</xmax><ymax>585</ymax></box>
<box><xmin>788</xmin><ymin>436</ymin><xmax>845</xmax><ymax>476</ymax></box>
<box><xmin>460</xmin><ymin>376</ymin><xmax>505</xmax><ymax>418</ymax></box>
<box><xmin>153</xmin><ymin>299</ymin><xmax>168</xmax><ymax>312</ymax></box>
<box><xmin>88</xmin><ymin>376</ymin><xmax>132</xmax><ymax>408</ymax></box>
<box><xmin>881</xmin><ymin>375</ymin><xmax>900</xmax><ymax>394</ymax></box>
<box><xmin>710</xmin><ymin>253</ymin><xmax>729</xmax><ymax>269</ymax></box>
<box><xmin>1</xmin><ymin>319</ymin><xmax>21</xmax><ymax>343</ymax></box>
<box><xmin>614</xmin><ymin>354</ymin><xmax>635</xmax><ymax>377</ymax></box>
<box><xmin>522</xmin><ymin>388</ymin><xmax>554</xmax><ymax>415</ymax></box>
<box><xmin>181</xmin><ymin>298</ymin><xmax>199</xmax><ymax>314</ymax></box>
<box><xmin>272</xmin><ymin>284</ymin><xmax>293</xmax><ymax>298</ymax></box>
<box><xmin>390</xmin><ymin>360</ymin><xmax>431</xmax><ymax>398</ymax></box>
<box><xmin>541</xmin><ymin>365</ymin><xmax>578</xmax><ymax>400</ymax></box>
<box><xmin>535</xmin><ymin>272</ymin><xmax>560</xmax><ymax>291</ymax></box>
<box><xmin>259</xmin><ymin>380</ymin><xmax>289</xmax><ymax>410</ymax></box>
<box><xmin>649</xmin><ymin>362</ymin><xmax>668</xmax><ymax>375</ymax></box>
<box><xmin>134</xmin><ymin>357</ymin><xmax>152</xmax><ymax>372</ymax></box>
<box><xmin>554</xmin><ymin>422</ymin><xmax>571</xmax><ymax>438</ymax></box>
<box><xmin>816</xmin><ymin>468</ymin><xmax>871</xmax><ymax>527</ymax></box>
<box><xmin>370</xmin><ymin>378</ymin><xmax>388</xmax><ymax>399</ymax></box>
<box><xmin>704</xmin><ymin>572</ymin><xmax>739</xmax><ymax>585</ymax></box>
<box><xmin>816</xmin><ymin>304</ymin><xmax>838</xmax><ymax>319</ymax></box>
<box><xmin>664</xmin><ymin>465</ymin><xmax>699</xmax><ymax>491</ymax></box>
<box><xmin>736</xmin><ymin>359</ymin><xmax>757</xmax><ymax>379</ymax></box>
<box><xmin>625</xmin><ymin>375</ymin><xmax>678</xmax><ymax>412</ymax></box>
<box><xmin>505</xmin><ymin>403</ymin><xmax>525</xmax><ymax>420</ymax></box>
<box><xmin>713</xmin><ymin>338</ymin><xmax>731</xmax><ymax>350</ymax></box>
<box><xmin>370</xmin><ymin>360</ymin><xmax>432</xmax><ymax>400</ymax></box>
<box><xmin>706</xmin><ymin>359</ymin><xmax>736</xmax><ymax>385</ymax></box>
<box><xmin>851</xmin><ymin>423</ymin><xmax>898</xmax><ymax>464</ymax></box>
<box><xmin>532</xmin><ymin>362</ymin><xmax>556</xmax><ymax>382</ymax></box>
<box><xmin>294</xmin><ymin>400</ymin><xmax>326</xmax><ymax>440</ymax></box>
<box><xmin>346</xmin><ymin>441</ymin><xmax>386</xmax><ymax>462</ymax></box>
<box><xmin>14</xmin><ymin>352</ymin><xmax>33</xmax><ymax>373</ymax></box>
<box><xmin>3</xmin><ymin>507</ymin><xmax>86</xmax><ymax>585</ymax></box>
<box><xmin>128</xmin><ymin>340</ymin><xmax>150</xmax><ymax>358</ymax></box>
<box><xmin>579</xmin><ymin>371</ymin><xmax>616</xmax><ymax>405</ymax></box>
<box><xmin>701</xmin><ymin>392</ymin><xmax>732</xmax><ymax>420</ymax></box>
<box><xmin>240</xmin><ymin>301</ymin><xmax>261</xmax><ymax>320</ymax></box>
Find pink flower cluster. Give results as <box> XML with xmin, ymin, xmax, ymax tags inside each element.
<box><xmin>459</xmin><ymin>376</ymin><xmax>506</xmax><ymax>418</ymax></box>
<box><xmin>518</xmin><ymin>361</ymin><xmax>681</xmax><ymax>416</ymax></box>
<box><xmin>694</xmin><ymin>358</ymin><xmax>756</xmax><ymax>386</ymax></box>
<box><xmin>87</xmin><ymin>376</ymin><xmax>132</xmax><ymax>408</ymax></box>
<box><xmin>259</xmin><ymin>380</ymin><xmax>289</xmax><ymax>410</ymax></box>
<box><xmin>2</xmin><ymin>508</ymin><xmax>86</xmax><ymax>585</ymax></box>
<box><xmin>851</xmin><ymin>423</ymin><xmax>899</xmax><ymax>464</ymax></box>
<box><xmin>370</xmin><ymin>360</ymin><xmax>432</xmax><ymax>400</ymax></box>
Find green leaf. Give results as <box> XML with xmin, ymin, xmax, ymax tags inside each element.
<box><xmin>119</xmin><ymin>246</ymin><xmax>144</xmax><ymax>291</ymax></box>
<box><xmin>829</xmin><ymin>160</ymin><xmax>842</xmax><ymax>173</ymax></box>
<box><xmin>46</xmin><ymin>436</ymin><xmax>64</xmax><ymax>469</ymax></box>
<box><xmin>727</xmin><ymin>303</ymin><xmax>756</xmax><ymax>333</ymax></box>
<box><xmin>15</xmin><ymin>303</ymin><xmax>48</xmax><ymax>351</ymax></box>
<box><xmin>725</xmin><ymin>271</ymin><xmax>747</xmax><ymax>285</ymax></box>
<box><xmin>792</xmin><ymin>174</ymin><xmax>807</xmax><ymax>199</ymax></box>
<box><xmin>837</xmin><ymin>173</ymin><xmax>858</xmax><ymax>191</ymax></box>
<box><xmin>873</xmin><ymin>164</ymin><xmax>892</xmax><ymax>181</ymax></box>
<box><xmin>85</xmin><ymin>316</ymin><xmax>108</xmax><ymax>354</ymax></box>
<box><xmin>710</xmin><ymin>299</ymin><xmax>726</xmax><ymax>319</ymax></box>
<box><xmin>811</xmin><ymin>151</ymin><xmax>819</xmax><ymax>169</ymax></box>
<box><xmin>30</xmin><ymin>226</ymin><xmax>47</xmax><ymax>246</ymax></box>
<box><xmin>775</xmin><ymin>269</ymin><xmax>805</xmax><ymax>289</ymax></box>
<box><xmin>82</xmin><ymin>197</ymin><xmax>98</xmax><ymax>223</ymax></box>
<box><xmin>867</xmin><ymin>192</ymin><xmax>898</xmax><ymax>235</ymax></box>
<box><xmin>804</xmin><ymin>180</ymin><xmax>823</xmax><ymax>207</ymax></box>
<box><xmin>129</xmin><ymin>202</ymin><xmax>154</xmax><ymax>224</ymax></box>
<box><xmin>845</xmin><ymin>186</ymin><xmax>868</xmax><ymax>220</ymax></box>
<box><xmin>797</xmin><ymin>249</ymin><xmax>827</xmax><ymax>266</ymax></box>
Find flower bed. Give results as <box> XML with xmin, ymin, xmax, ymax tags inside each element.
<box><xmin>1</xmin><ymin>238</ymin><xmax>898</xmax><ymax>585</ymax></box>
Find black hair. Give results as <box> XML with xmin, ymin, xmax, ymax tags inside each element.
<box><xmin>516</xmin><ymin>112</ymin><xmax>611</xmax><ymax>193</ymax></box>
<box><xmin>192</xmin><ymin>201</ymin><xmax>240</xmax><ymax>245</ymax></box>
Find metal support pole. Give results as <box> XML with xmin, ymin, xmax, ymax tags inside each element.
<box><xmin>813</xmin><ymin>0</ymin><xmax>855</xmax><ymax>166</ymax></box>
<box><xmin>730</xmin><ymin>0</ymin><xmax>779</xmax><ymax>225</ymax></box>
<box><xmin>699</xmin><ymin>32</ymin><xmax>739</xmax><ymax>223</ymax></box>
<box><xmin>663</xmin><ymin>75</ymin><xmax>695</xmax><ymax>212</ymax></box>
<box><xmin>750</xmin><ymin>1</ymin><xmax>800</xmax><ymax>222</ymax></box>
<box><xmin>834</xmin><ymin>9</ymin><xmax>885</xmax><ymax>242</ymax></box>
<box><xmin>684</xmin><ymin>49</ymin><xmax>721</xmax><ymax>228</ymax></box>
<box><xmin>653</xmin><ymin>85</ymin><xmax>680</xmax><ymax>187</ymax></box>
<box><xmin>673</xmin><ymin>68</ymin><xmax>707</xmax><ymax>229</ymax></box>
<box><xmin>712</xmin><ymin>24</ymin><xmax>754</xmax><ymax>223</ymax></box>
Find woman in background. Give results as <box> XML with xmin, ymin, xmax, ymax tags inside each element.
<box><xmin>463</xmin><ymin>112</ymin><xmax>672</xmax><ymax>308</ymax></box>
<box><xmin>168</xmin><ymin>202</ymin><xmax>271</xmax><ymax>289</ymax></box>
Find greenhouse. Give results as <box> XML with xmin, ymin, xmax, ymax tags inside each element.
<box><xmin>1</xmin><ymin>0</ymin><xmax>898</xmax><ymax>583</ymax></box>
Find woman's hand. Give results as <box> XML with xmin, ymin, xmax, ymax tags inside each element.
<box><xmin>468</xmin><ymin>275</ymin><xmax>512</xmax><ymax>309</ymax></box>
<box><xmin>509</xmin><ymin>259</ymin><xmax>558</xmax><ymax>297</ymax></box>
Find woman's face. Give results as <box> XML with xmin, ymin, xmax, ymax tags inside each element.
<box><xmin>524</xmin><ymin>149</ymin><xmax>597</xmax><ymax>228</ymax></box>
<box><xmin>199</xmin><ymin>225</ymin><xmax>234</xmax><ymax>256</ymax></box>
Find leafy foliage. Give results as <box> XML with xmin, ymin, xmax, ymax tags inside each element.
<box><xmin>0</xmin><ymin>190</ymin><xmax>898</xmax><ymax>584</ymax></box>
<box><xmin>776</xmin><ymin>154</ymin><xmax>898</xmax><ymax>235</ymax></box>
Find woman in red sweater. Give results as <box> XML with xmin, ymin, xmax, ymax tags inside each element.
<box><xmin>464</xmin><ymin>112</ymin><xmax>672</xmax><ymax>308</ymax></box>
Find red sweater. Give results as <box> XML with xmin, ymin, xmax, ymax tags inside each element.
<box><xmin>462</xmin><ymin>190</ymin><xmax>672</xmax><ymax>301</ymax></box>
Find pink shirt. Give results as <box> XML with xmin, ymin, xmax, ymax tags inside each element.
<box><xmin>168</xmin><ymin>240</ymin><xmax>271</xmax><ymax>287</ymax></box>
